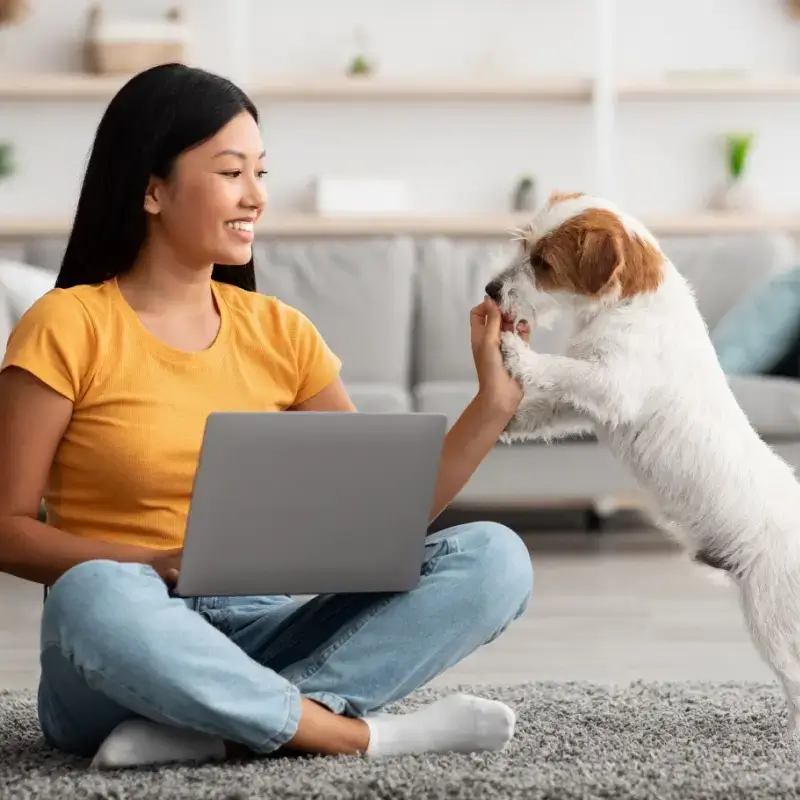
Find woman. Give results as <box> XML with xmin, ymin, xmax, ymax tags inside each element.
<box><xmin>0</xmin><ymin>63</ymin><xmax>533</xmax><ymax>769</ymax></box>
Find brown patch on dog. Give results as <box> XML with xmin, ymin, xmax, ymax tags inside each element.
<box><xmin>548</xmin><ymin>190</ymin><xmax>585</xmax><ymax>206</ymax></box>
<box><xmin>530</xmin><ymin>209</ymin><xmax>663</xmax><ymax>298</ymax></box>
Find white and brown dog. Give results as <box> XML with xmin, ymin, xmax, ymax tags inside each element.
<box><xmin>487</xmin><ymin>191</ymin><xmax>800</xmax><ymax>739</ymax></box>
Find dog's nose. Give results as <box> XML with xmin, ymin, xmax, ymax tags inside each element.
<box><xmin>485</xmin><ymin>280</ymin><xmax>503</xmax><ymax>302</ymax></box>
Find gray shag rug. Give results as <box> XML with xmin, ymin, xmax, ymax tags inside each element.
<box><xmin>1</xmin><ymin>681</ymin><xmax>798</xmax><ymax>799</ymax></box>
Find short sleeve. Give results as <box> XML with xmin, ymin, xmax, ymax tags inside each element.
<box><xmin>1</xmin><ymin>289</ymin><xmax>97</xmax><ymax>402</ymax></box>
<box><xmin>285</xmin><ymin>306</ymin><xmax>342</xmax><ymax>405</ymax></box>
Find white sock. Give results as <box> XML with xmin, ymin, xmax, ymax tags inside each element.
<box><xmin>90</xmin><ymin>718</ymin><xmax>227</xmax><ymax>769</ymax></box>
<box><xmin>363</xmin><ymin>693</ymin><xmax>515</xmax><ymax>758</ymax></box>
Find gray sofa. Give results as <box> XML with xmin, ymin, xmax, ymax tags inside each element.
<box><xmin>2</xmin><ymin>229</ymin><xmax>800</xmax><ymax>518</ymax></box>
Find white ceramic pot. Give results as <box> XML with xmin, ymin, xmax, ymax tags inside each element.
<box><xmin>710</xmin><ymin>175</ymin><xmax>756</xmax><ymax>212</ymax></box>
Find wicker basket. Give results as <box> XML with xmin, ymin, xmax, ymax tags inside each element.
<box><xmin>84</xmin><ymin>3</ymin><xmax>188</xmax><ymax>75</ymax></box>
<box><xmin>0</xmin><ymin>0</ymin><xmax>28</xmax><ymax>27</ymax></box>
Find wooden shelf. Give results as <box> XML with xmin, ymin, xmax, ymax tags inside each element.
<box><xmin>0</xmin><ymin>73</ymin><xmax>592</xmax><ymax>102</ymax></box>
<box><xmin>618</xmin><ymin>73</ymin><xmax>800</xmax><ymax>100</ymax></box>
<box><xmin>645</xmin><ymin>213</ymin><xmax>800</xmax><ymax>234</ymax></box>
<box><xmin>2</xmin><ymin>212</ymin><xmax>800</xmax><ymax>239</ymax></box>
<box><xmin>5</xmin><ymin>71</ymin><xmax>800</xmax><ymax>102</ymax></box>
<box><xmin>0</xmin><ymin>73</ymin><xmax>129</xmax><ymax>100</ymax></box>
<box><xmin>246</xmin><ymin>76</ymin><xmax>592</xmax><ymax>101</ymax></box>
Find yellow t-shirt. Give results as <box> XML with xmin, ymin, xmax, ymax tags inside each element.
<box><xmin>0</xmin><ymin>278</ymin><xmax>341</xmax><ymax>550</ymax></box>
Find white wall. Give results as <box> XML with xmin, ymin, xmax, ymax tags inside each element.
<box><xmin>1</xmin><ymin>0</ymin><xmax>800</xmax><ymax>220</ymax></box>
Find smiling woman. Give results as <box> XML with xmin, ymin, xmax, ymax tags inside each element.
<box><xmin>0</xmin><ymin>63</ymin><xmax>533</xmax><ymax>772</ymax></box>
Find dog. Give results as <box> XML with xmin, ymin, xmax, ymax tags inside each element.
<box><xmin>486</xmin><ymin>190</ymin><xmax>800</xmax><ymax>739</ymax></box>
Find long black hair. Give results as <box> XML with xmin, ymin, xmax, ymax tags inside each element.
<box><xmin>56</xmin><ymin>63</ymin><xmax>258</xmax><ymax>291</ymax></box>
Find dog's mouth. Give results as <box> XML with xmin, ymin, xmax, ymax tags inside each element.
<box><xmin>502</xmin><ymin>310</ymin><xmax>531</xmax><ymax>330</ymax></box>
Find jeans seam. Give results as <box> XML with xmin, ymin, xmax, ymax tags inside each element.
<box><xmin>292</xmin><ymin>594</ymin><xmax>396</xmax><ymax>683</ymax></box>
<box><xmin>250</xmin><ymin>683</ymin><xmax>302</xmax><ymax>753</ymax></box>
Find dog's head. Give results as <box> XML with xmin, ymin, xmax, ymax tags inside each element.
<box><xmin>485</xmin><ymin>192</ymin><xmax>664</xmax><ymax>327</ymax></box>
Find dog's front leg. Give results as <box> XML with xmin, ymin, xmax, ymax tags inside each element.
<box><xmin>500</xmin><ymin>333</ymin><xmax>634</xmax><ymax>427</ymax></box>
<box><xmin>500</xmin><ymin>393</ymin><xmax>594</xmax><ymax>444</ymax></box>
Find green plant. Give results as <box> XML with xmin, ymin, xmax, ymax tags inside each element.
<box><xmin>0</xmin><ymin>142</ymin><xmax>13</xmax><ymax>180</ymax></box>
<box><xmin>347</xmin><ymin>55</ymin><xmax>373</xmax><ymax>76</ymax></box>
<box><xmin>725</xmin><ymin>133</ymin><xmax>754</xmax><ymax>179</ymax></box>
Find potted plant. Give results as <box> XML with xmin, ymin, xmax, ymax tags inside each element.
<box><xmin>0</xmin><ymin>142</ymin><xmax>13</xmax><ymax>182</ymax></box>
<box><xmin>710</xmin><ymin>132</ymin><xmax>756</xmax><ymax>212</ymax></box>
<box><xmin>512</xmin><ymin>175</ymin><xmax>537</xmax><ymax>212</ymax></box>
<box><xmin>345</xmin><ymin>26</ymin><xmax>375</xmax><ymax>78</ymax></box>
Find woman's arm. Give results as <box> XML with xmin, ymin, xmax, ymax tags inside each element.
<box><xmin>0</xmin><ymin>367</ymin><xmax>175</xmax><ymax>586</ymax></box>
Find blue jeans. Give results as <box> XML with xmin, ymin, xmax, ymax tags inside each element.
<box><xmin>37</xmin><ymin>522</ymin><xmax>533</xmax><ymax>757</ymax></box>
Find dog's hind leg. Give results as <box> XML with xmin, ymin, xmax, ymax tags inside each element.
<box><xmin>738</xmin><ymin>568</ymin><xmax>800</xmax><ymax>741</ymax></box>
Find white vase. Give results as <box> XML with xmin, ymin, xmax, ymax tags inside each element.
<box><xmin>710</xmin><ymin>175</ymin><xmax>756</xmax><ymax>212</ymax></box>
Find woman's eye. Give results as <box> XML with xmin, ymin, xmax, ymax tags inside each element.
<box><xmin>221</xmin><ymin>170</ymin><xmax>241</xmax><ymax>178</ymax></box>
<box><xmin>257</xmin><ymin>170</ymin><xmax>268</xmax><ymax>179</ymax></box>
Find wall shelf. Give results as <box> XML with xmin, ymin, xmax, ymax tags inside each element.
<box><xmin>5</xmin><ymin>71</ymin><xmax>800</xmax><ymax>103</ymax></box>
<box><xmin>0</xmin><ymin>73</ymin><xmax>592</xmax><ymax>102</ymax></box>
<box><xmin>2</xmin><ymin>212</ymin><xmax>799</xmax><ymax>240</ymax></box>
<box><xmin>618</xmin><ymin>73</ymin><xmax>800</xmax><ymax>100</ymax></box>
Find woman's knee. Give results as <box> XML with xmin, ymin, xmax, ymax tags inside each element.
<box><xmin>42</xmin><ymin>559</ymin><xmax>165</xmax><ymax>647</ymax></box>
<box><xmin>443</xmin><ymin>521</ymin><xmax>534</xmax><ymax>624</ymax></box>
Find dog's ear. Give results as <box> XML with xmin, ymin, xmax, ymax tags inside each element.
<box><xmin>574</xmin><ymin>210</ymin><xmax>663</xmax><ymax>298</ymax></box>
<box><xmin>576</xmin><ymin>224</ymin><xmax>623</xmax><ymax>295</ymax></box>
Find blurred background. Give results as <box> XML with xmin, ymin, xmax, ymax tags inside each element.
<box><xmin>2</xmin><ymin>0</ymin><xmax>800</xmax><ymax>687</ymax></box>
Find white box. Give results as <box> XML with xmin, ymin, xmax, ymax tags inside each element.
<box><xmin>312</xmin><ymin>178</ymin><xmax>411</xmax><ymax>216</ymax></box>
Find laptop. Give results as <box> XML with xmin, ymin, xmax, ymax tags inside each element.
<box><xmin>174</xmin><ymin>410</ymin><xmax>448</xmax><ymax>597</ymax></box>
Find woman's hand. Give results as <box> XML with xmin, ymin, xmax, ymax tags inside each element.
<box><xmin>149</xmin><ymin>547</ymin><xmax>183</xmax><ymax>590</ymax></box>
<box><xmin>469</xmin><ymin>297</ymin><xmax>531</xmax><ymax>417</ymax></box>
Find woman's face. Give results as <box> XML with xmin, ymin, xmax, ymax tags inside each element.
<box><xmin>144</xmin><ymin>111</ymin><xmax>267</xmax><ymax>267</ymax></box>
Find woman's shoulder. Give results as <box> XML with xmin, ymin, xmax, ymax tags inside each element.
<box><xmin>15</xmin><ymin>280</ymin><xmax>115</xmax><ymax>331</ymax></box>
<box><xmin>214</xmin><ymin>281</ymin><xmax>312</xmax><ymax>333</ymax></box>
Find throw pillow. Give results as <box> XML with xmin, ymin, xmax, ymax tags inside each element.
<box><xmin>710</xmin><ymin>265</ymin><xmax>800</xmax><ymax>375</ymax></box>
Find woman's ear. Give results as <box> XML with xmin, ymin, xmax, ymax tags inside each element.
<box><xmin>143</xmin><ymin>178</ymin><xmax>162</xmax><ymax>215</ymax></box>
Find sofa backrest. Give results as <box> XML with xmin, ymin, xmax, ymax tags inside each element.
<box><xmin>413</xmin><ymin>236</ymin><xmax>573</xmax><ymax>384</ymax></box>
<box><xmin>253</xmin><ymin>237</ymin><xmax>416</xmax><ymax>388</ymax></box>
<box><xmin>659</xmin><ymin>232</ymin><xmax>797</xmax><ymax>330</ymax></box>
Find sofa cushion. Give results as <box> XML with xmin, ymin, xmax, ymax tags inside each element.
<box><xmin>21</xmin><ymin>238</ymin><xmax>68</xmax><ymax>274</ymax></box>
<box><xmin>727</xmin><ymin>374</ymin><xmax>800</xmax><ymax>439</ymax></box>
<box><xmin>711</xmin><ymin>266</ymin><xmax>800</xmax><ymax>375</ymax></box>
<box><xmin>0</xmin><ymin>261</ymin><xmax>57</xmax><ymax>360</ymax></box>
<box><xmin>659</xmin><ymin>232</ymin><xmax>796</xmax><ymax>330</ymax></box>
<box><xmin>414</xmin><ymin>236</ymin><xmax>572</xmax><ymax>384</ymax></box>
<box><xmin>346</xmin><ymin>382</ymin><xmax>412</xmax><ymax>412</ymax></box>
<box><xmin>0</xmin><ymin>260</ymin><xmax>56</xmax><ymax>316</ymax></box>
<box><xmin>253</xmin><ymin>237</ymin><xmax>415</xmax><ymax>388</ymax></box>
<box><xmin>415</xmin><ymin>375</ymin><xmax>800</xmax><ymax>440</ymax></box>
<box><xmin>413</xmin><ymin>380</ymin><xmax>480</xmax><ymax>427</ymax></box>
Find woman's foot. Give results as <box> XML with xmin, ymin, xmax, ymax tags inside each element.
<box><xmin>89</xmin><ymin>693</ymin><xmax>515</xmax><ymax>768</ymax></box>
<box><xmin>363</xmin><ymin>693</ymin><xmax>516</xmax><ymax>757</ymax></box>
<box><xmin>90</xmin><ymin>718</ymin><xmax>227</xmax><ymax>769</ymax></box>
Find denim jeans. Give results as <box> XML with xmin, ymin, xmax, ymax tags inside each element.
<box><xmin>37</xmin><ymin>522</ymin><xmax>533</xmax><ymax>757</ymax></box>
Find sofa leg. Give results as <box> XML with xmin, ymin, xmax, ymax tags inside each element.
<box><xmin>585</xmin><ymin>508</ymin><xmax>604</xmax><ymax>534</ymax></box>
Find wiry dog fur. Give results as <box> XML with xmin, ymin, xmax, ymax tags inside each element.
<box><xmin>487</xmin><ymin>191</ymin><xmax>800</xmax><ymax>739</ymax></box>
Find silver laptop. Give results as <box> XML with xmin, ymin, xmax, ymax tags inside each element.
<box><xmin>174</xmin><ymin>411</ymin><xmax>447</xmax><ymax>597</ymax></box>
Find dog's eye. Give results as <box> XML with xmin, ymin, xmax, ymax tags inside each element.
<box><xmin>530</xmin><ymin>254</ymin><xmax>549</xmax><ymax>271</ymax></box>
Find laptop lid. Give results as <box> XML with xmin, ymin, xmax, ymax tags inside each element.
<box><xmin>175</xmin><ymin>411</ymin><xmax>447</xmax><ymax>597</ymax></box>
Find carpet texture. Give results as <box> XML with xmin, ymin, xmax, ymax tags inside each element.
<box><xmin>1</xmin><ymin>681</ymin><xmax>798</xmax><ymax>799</ymax></box>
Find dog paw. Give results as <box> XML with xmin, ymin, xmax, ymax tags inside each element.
<box><xmin>500</xmin><ymin>332</ymin><xmax>527</xmax><ymax>380</ymax></box>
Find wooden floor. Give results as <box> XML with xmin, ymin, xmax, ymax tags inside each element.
<box><xmin>0</xmin><ymin>528</ymin><xmax>773</xmax><ymax>692</ymax></box>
